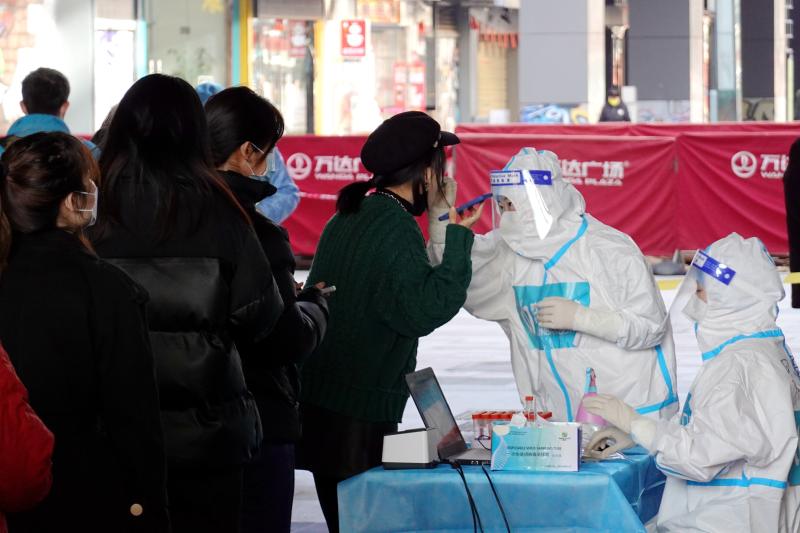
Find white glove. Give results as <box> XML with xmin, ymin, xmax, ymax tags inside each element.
<box><xmin>535</xmin><ymin>297</ymin><xmax>579</xmax><ymax>330</ymax></box>
<box><xmin>585</xmin><ymin>427</ymin><xmax>635</xmax><ymax>459</ymax></box>
<box><xmin>428</xmin><ymin>177</ymin><xmax>456</xmax><ymax>244</ymax></box>
<box><xmin>573</xmin><ymin>306</ymin><xmax>623</xmax><ymax>343</ymax></box>
<box><xmin>582</xmin><ymin>394</ymin><xmax>639</xmax><ymax>433</ymax></box>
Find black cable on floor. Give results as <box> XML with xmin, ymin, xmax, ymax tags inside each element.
<box><xmin>481</xmin><ymin>465</ymin><xmax>511</xmax><ymax>533</ymax></box>
<box><xmin>449</xmin><ymin>461</ymin><xmax>484</xmax><ymax>533</ymax></box>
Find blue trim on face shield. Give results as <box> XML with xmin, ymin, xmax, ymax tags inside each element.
<box><xmin>544</xmin><ymin>217</ymin><xmax>588</xmax><ymax>271</ymax></box>
<box><xmin>635</xmin><ymin>345</ymin><xmax>679</xmax><ymax>415</ymax></box>
<box><xmin>490</xmin><ymin>169</ymin><xmax>553</xmax><ymax>187</ymax></box>
<box><xmin>691</xmin><ymin>251</ymin><xmax>736</xmax><ymax>286</ymax></box>
<box><xmin>701</xmin><ymin>329</ymin><xmax>784</xmax><ymax>362</ymax></box>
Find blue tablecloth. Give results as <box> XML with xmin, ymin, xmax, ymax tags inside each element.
<box><xmin>338</xmin><ymin>448</ymin><xmax>665</xmax><ymax>532</ymax></box>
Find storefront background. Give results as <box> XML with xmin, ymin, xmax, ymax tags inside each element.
<box><xmin>0</xmin><ymin>0</ymin><xmax>519</xmax><ymax>136</ymax></box>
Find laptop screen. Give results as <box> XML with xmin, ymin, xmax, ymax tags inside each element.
<box><xmin>405</xmin><ymin>367</ymin><xmax>467</xmax><ymax>460</ymax></box>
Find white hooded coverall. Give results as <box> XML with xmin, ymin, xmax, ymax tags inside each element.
<box><xmin>429</xmin><ymin>148</ymin><xmax>678</xmax><ymax>422</ymax></box>
<box><xmin>626</xmin><ymin>234</ymin><xmax>800</xmax><ymax>533</ymax></box>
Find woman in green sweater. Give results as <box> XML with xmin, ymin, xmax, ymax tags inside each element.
<box><xmin>298</xmin><ymin>111</ymin><xmax>482</xmax><ymax>531</ymax></box>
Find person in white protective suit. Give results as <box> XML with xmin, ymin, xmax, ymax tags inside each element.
<box><xmin>584</xmin><ymin>233</ymin><xmax>800</xmax><ymax>533</ymax></box>
<box><xmin>427</xmin><ymin>148</ymin><xmax>679</xmax><ymax>423</ymax></box>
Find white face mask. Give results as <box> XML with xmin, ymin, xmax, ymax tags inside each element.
<box><xmin>498</xmin><ymin>211</ymin><xmax>528</xmax><ymax>251</ymax></box>
<box><xmin>682</xmin><ymin>293</ymin><xmax>708</xmax><ymax>324</ymax></box>
<box><xmin>245</xmin><ymin>143</ymin><xmax>276</xmax><ymax>182</ymax></box>
<box><xmin>75</xmin><ymin>181</ymin><xmax>98</xmax><ymax>227</ymax></box>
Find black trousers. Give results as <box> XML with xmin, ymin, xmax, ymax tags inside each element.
<box><xmin>312</xmin><ymin>473</ymin><xmax>346</xmax><ymax>533</ymax></box>
<box><xmin>168</xmin><ymin>466</ymin><xmax>243</xmax><ymax>533</ymax></box>
<box><xmin>297</xmin><ymin>403</ymin><xmax>397</xmax><ymax>533</ymax></box>
<box><xmin>241</xmin><ymin>443</ymin><xmax>295</xmax><ymax>533</ymax></box>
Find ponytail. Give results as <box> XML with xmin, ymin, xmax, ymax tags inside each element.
<box><xmin>0</xmin><ymin>162</ymin><xmax>10</xmax><ymax>271</ymax></box>
<box><xmin>336</xmin><ymin>178</ymin><xmax>376</xmax><ymax>215</ymax></box>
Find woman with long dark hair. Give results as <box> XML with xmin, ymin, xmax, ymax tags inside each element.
<box><xmin>205</xmin><ymin>86</ymin><xmax>328</xmax><ymax>533</ymax></box>
<box><xmin>0</xmin><ymin>132</ymin><xmax>168</xmax><ymax>532</ymax></box>
<box><xmin>92</xmin><ymin>74</ymin><xmax>284</xmax><ymax>533</ymax></box>
<box><xmin>298</xmin><ymin>111</ymin><xmax>483</xmax><ymax>532</ymax></box>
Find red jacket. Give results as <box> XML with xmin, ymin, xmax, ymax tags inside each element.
<box><xmin>0</xmin><ymin>344</ymin><xmax>53</xmax><ymax>533</ymax></box>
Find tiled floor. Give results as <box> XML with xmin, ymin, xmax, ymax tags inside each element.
<box><xmin>290</xmin><ymin>275</ymin><xmax>800</xmax><ymax>531</ymax></box>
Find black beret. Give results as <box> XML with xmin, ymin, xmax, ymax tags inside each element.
<box><xmin>360</xmin><ymin>111</ymin><xmax>459</xmax><ymax>176</ymax></box>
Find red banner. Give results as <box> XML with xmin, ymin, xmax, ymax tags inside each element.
<box><xmin>631</xmin><ymin>122</ymin><xmax>800</xmax><ymax>137</ymax></box>
<box><xmin>456</xmin><ymin>122</ymin><xmax>800</xmax><ymax>138</ymax></box>
<box><xmin>278</xmin><ymin>127</ymin><xmax>800</xmax><ymax>258</ymax></box>
<box><xmin>456</xmin><ymin>123</ymin><xmax>632</xmax><ymax>136</ymax></box>
<box><xmin>454</xmin><ymin>134</ymin><xmax>678</xmax><ymax>255</ymax></box>
<box><xmin>676</xmin><ymin>132</ymin><xmax>797</xmax><ymax>254</ymax></box>
<box><xmin>278</xmin><ymin>135</ymin><xmax>370</xmax><ymax>256</ymax></box>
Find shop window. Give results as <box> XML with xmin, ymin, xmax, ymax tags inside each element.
<box><xmin>96</xmin><ymin>0</ymin><xmax>135</xmax><ymax>20</ymax></box>
<box><xmin>477</xmin><ymin>40</ymin><xmax>509</xmax><ymax>119</ymax></box>
<box><xmin>0</xmin><ymin>1</ymin><xmax>45</xmax><ymax>131</ymax></box>
<box><xmin>252</xmin><ymin>18</ymin><xmax>313</xmax><ymax>133</ymax></box>
<box><xmin>372</xmin><ymin>26</ymin><xmax>407</xmax><ymax>116</ymax></box>
<box><xmin>144</xmin><ymin>0</ymin><xmax>227</xmax><ymax>86</ymax></box>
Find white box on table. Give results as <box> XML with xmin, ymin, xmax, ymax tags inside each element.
<box><xmin>490</xmin><ymin>422</ymin><xmax>581</xmax><ymax>472</ymax></box>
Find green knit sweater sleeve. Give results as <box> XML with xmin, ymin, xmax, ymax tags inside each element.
<box><xmin>378</xmin><ymin>222</ymin><xmax>474</xmax><ymax>338</ymax></box>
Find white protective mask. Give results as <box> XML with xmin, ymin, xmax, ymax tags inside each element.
<box><xmin>497</xmin><ymin>211</ymin><xmax>529</xmax><ymax>252</ymax></box>
<box><xmin>246</xmin><ymin>143</ymin><xmax>276</xmax><ymax>182</ymax></box>
<box><xmin>75</xmin><ymin>181</ymin><xmax>98</xmax><ymax>227</ymax></box>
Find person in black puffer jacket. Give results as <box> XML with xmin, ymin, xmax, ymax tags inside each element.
<box><xmin>205</xmin><ymin>87</ymin><xmax>328</xmax><ymax>533</ymax></box>
<box><xmin>91</xmin><ymin>75</ymin><xmax>284</xmax><ymax>533</ymax></box>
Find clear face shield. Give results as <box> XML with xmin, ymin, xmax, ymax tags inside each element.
<box><xmin>669</xmin><ymin>250</ymin><xmax>737</xmax><ymax>326</ymax></box>
<box><xmin>490</xmin><ymin>169</ymin><xmax>555</xmax><ymax>241</ymax></box>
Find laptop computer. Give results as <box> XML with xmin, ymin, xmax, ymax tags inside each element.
<box><xmin>405</xmin><ymin>367</ymin><xmax>491</xmax><ymax>465</ymax></box>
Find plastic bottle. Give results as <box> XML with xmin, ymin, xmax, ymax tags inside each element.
<box><xmin>523</xmin><ymin>395</ymin><xmax>536</xmax><ymax>426</ymax></box>
<box><xmin>472</xmin><ymin>411</ymin><xmax>489</xmax><ymax>441</ymax></box>
<box><xmin>575</xmin><ymin>368</ymin><xmax>607</xmax><ymax>453</ymax></box>
<box><xmin>575</xmin><ymin>368</ymin><xmax>606</xmax><ymax>426</ymax></box>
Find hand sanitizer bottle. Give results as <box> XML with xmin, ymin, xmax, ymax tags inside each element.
<box><xmin>575</xmin><ymin>368</ymin><xmax>606</xmax><ymax>452</ymax></box>
<box><xmin>575</xmin><ymin>368</ymin><xmax>606</xmax><ymax>426</ymax></box>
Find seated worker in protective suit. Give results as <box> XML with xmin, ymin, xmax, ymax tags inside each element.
<box><xmin>584</xmin><ymin>233</ymin><xmax>800</xmax><ymax>533</ymax></box>
<box><xmin>428</xmin><ymin>148</ymin><xmax>678</xmax><ymax>422</ymax></box>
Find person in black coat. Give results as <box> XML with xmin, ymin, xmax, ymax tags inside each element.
<box><xmin>599</xmin><ymin>86</ymin><xmax>631</xmax><ymax>122</ymax></box>
<box><xmin>91</xmin><ymin>75</ymin><xmax>285</xmax><ymax>533</ymax></box>
<box><xmin>0</xmin><ymin>132</ymin><xmax>168</xmax><ymax>532</ymax></box>
<box><xmin>205</xmin><ymin>86</ymin><xmax>328</xmax><ymax>533</ymax></box>
<box><xmin>784</xmin><ymin>137</ymin><xmax>800</xmax><ymax>307</ymax></box>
